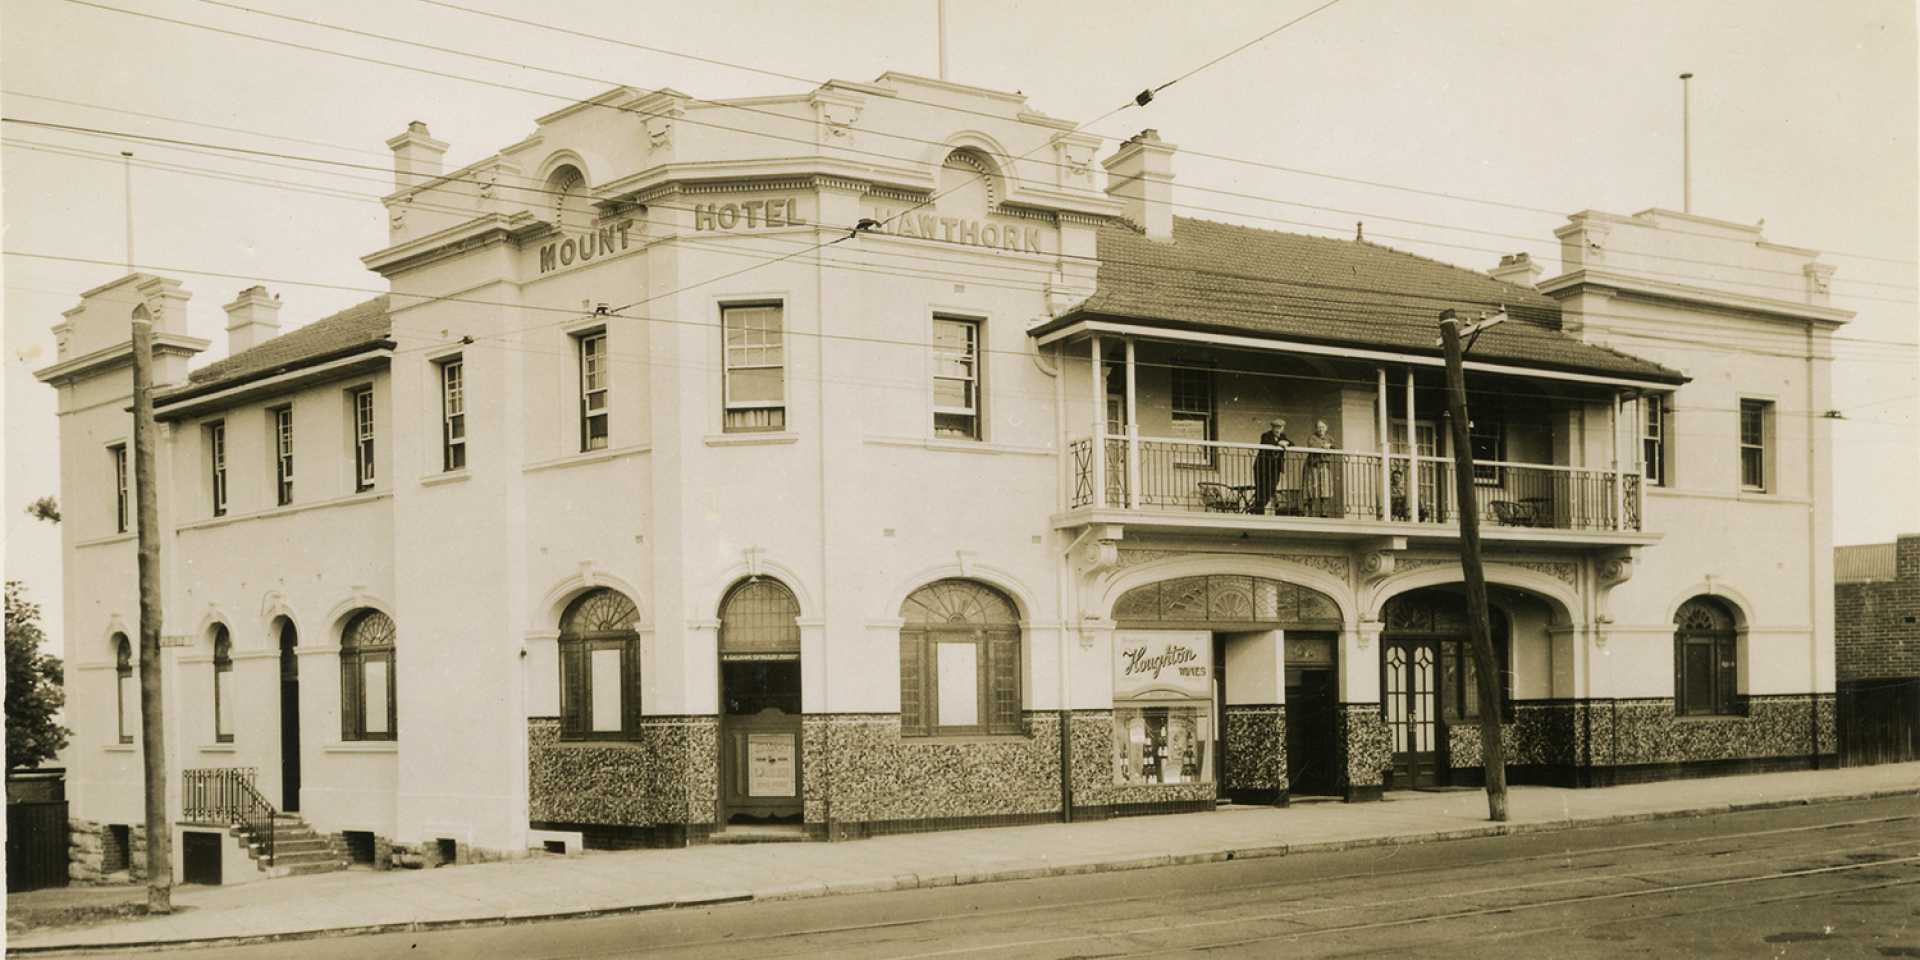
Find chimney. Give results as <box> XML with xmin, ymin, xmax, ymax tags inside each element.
<box><xmin>387</xmin><ymin>121</ymin><xmax>449</xmax><ymax>192</ymax></box>
<box><xmin>1492</xmin><ymin>252</ymin><xmax>1544</xmax><ymax>289</ymax></box>
<box><xmin>1102</xmin><ymin>129</ymin><xmax>1178</xmax><ymax>241</ymax></box>
<box><xmin>223</xmin><ymin>286</ymin><xmax>282</xmax><ymax>354</ymax></box>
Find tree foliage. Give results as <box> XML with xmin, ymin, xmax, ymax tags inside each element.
<box><xmin>7</xmin><ymin>581</ymin><xmax>69</xmax><ymax>769</ymax></box>
<box><xmin>26</xmin><ymin>495</ymin><xmax>61</xmax><ymax>524</ymax></box>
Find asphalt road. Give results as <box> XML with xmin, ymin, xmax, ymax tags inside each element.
<box><xmin>66</xmin><ymin>796</ymin><xmax>1920</xmax><ymax>959</ymax></box>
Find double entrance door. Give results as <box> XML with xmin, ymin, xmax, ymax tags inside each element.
<box><xmin>1382</xmin><ymin>640</ymin><xmax>1444</xmax><ymax>789</ymax></box>
<box><xmin>717</xmin><ymin>657</ymin><xmax>802</xmax><ymax>827</ymax></box>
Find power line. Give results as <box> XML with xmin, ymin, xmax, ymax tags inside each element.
<box><xmin>37</xmin><ymin>1</ymin><xmax>1919</xmax><ymax>288</ymax></box>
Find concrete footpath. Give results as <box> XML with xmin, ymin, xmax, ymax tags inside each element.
<box><xmin>10</xmin><ymin>762</ymin><xmax>1919</xmax><ymax>954</ymax></box>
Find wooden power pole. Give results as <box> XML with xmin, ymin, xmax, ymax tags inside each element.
<box><xmin>131</xmin><ymin>311</ymin><xmax>173</xmax><ymax>912</ymax></box>
<box><xmin>1438</xmin><ymin>309</ymin><xmax>1509</xmax><ymax>822</ymax></box>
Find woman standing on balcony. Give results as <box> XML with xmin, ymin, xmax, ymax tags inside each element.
<box><xmin>1255</xmin><ymin>419</ymin><xmax>1292</xmax><ymax>514</ymax></box>
<box><xmin>1304</xmin><ymin>421</ymin><xmax>1336</xmax><ymax>517</ymax></box>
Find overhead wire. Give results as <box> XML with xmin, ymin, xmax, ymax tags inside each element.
<box><xmin>29</xmin><ymin>0</ymin><xmax>1919</xmax><ymax>286</ymax></box>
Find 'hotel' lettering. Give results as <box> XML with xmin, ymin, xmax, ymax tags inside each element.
<box><xmin>693</xmin><ymin>198</ymin><xmax>807</xmax><ymax>232</ymax></box>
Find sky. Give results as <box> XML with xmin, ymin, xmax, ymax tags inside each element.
<box><xmin>5</xmin><ymin>0</ymin><xmax>1916</xmax><ymax>656</ymax></box>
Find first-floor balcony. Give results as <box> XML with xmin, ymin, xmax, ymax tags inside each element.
<box><xmin>1067</xmin><ymin>436</ymin><xmax>1642</xmax><ymax>540</ymax></box>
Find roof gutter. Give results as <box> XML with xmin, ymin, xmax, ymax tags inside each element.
<box><xmin>1031</xmin><ymin>315</ymin><xmax>1688</xmax><ymax>390</ymax></box>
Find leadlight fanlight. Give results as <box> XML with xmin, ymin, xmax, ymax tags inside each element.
<box><xmin>340</xmin><ymin>609</ymin><xmax>396</xmax><ymax>741</ymax></box>
<box><xmin>560</xmin><ymin>588</ymin><xmax>641</xmax><ymax>740</ymax></box>
<box><xmin>1381</xmin><ymin>589</ymin><xmax>1512</xmax><ymax>721</ymax></box>
<box><xmin>899</xmin><ymin>580</ymin><xmax>1022</xmax><ymax>738</ymax></box>
<box><xmin>561</xmin><ymin>588</ymin><xmax>639</xmax><ymax>635</ymax></box>
<box><xmin>1112</xmin><ymin>576</ymin><xmax>1340</xmax><ymax>625</ymax></box>
<box><xmin>718</xmin><ymin>579</ymin><xmax>800</xmax><ymax>656</ymax></box>
<box><xmin>1674</xmin><ymin>596</ymin><xmax>1740</xmax><ymax>717</ymax></box>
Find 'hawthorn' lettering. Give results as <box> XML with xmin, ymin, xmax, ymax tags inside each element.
<box><xmin>866</xmin><ymin>207</ymin><xmax>1045</xmax><ymax>254</ymax></box>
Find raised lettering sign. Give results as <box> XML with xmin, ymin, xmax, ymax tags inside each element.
<box><xmin>538</xmin><ymin>219</ymin><xmax>637</xmax><ymax>275</ymax></box>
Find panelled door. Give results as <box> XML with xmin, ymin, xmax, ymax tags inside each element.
<box><xmin>1382</xmin><ymin>640</ymin><xmax>1442</xmax><ymax>789</ymax></box>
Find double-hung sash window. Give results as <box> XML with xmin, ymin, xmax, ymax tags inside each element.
<box><xmin>441</xmin><ymin>359</ymin><xmax>466</xmax><ymax>471</ymax></box>
<box><xmin>578</xmin><ymin>332</ymin><xmax>608</xmax><ymax>451</ymax></box>
<box><xmin>340</xmin><ymin>609</ymin><xmax>396</xmax><ymax>741</ymax></box>
<box><xmin>271</xmin><ymin>407</ymin><xmax>294</xmax><ymax>505</ymax></box>
<box><xmin>1169</xmin><ymin>365</ymin><xmax>1214</xmax><ymax>466</ymax></box>
<box><xmin>932</xmin><ymin>318</ymin><xmax>981</xmax><ymax>440</ymax></box>
<box><xmin>207</xmin><ymin>422</ymin><xmax>228</xmax><ymax>516</ymax></box>
<box><xmin>1643</xmin><ymin>397</ymin><xmax>1667</xmax><ymax>487</ymax></box>
<box><xmin>722</xmin><ymin>304</ymin><xmax>785</xmax><ymax>432</ymax></box>
<box><xmin>1739</xmin><ymin>399</ymin><xmax>1770</xmax><ymax>492</ymax></box>
<box><xmin>352</xmin><ymin>388</ymin><xmax>375</xmax><ymax>491</ymax></box>
<box><xmin>110</xmin><ymin>444</ymin><xmax>129</xmax><ymax>533</ymax></box>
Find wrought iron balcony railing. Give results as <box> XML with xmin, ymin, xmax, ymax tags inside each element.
<box><xmin>1069</xmin><ymin>436</ymin><xmax>1640</xmax><ymax>533</ymax></box>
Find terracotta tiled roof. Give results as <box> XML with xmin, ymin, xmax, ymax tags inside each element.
<box><xmin>173</xmin><ymin>295</ymin><xmax>392</xmax><ymax>393</ymax></box>
<box><xmin>1047</xmin><ymin>218</ymin><xmax>1684</xmax><ymax>384</ymax></box>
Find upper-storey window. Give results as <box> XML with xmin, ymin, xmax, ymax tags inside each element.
<box><xmin>578</xmin><ymin>331</ymin><xmax>608</xmax><ymax>451</ymax></box>
<box><xmin>1643</xmin><ymin>397</ymin><xmax>1668</xmax><ymax>487</ymax></box>
<box><xmin>440</xmin><ymin>358</ymin><xmax>466</xmax><ymax>471</ymax></box>
<box><xmin>110</xmin><ymin>444</ymin><xmax>129</xmax><ymax>533</ymax></box>
<box><xmin>1469</xmin><ymin>403</ymin><xmax>1505</xmax><ymax>485</ymax></box>
<box><xmin>352</xmin><ymin>388</ymin><xmax>375</xmax><ymax>492</ymax></box>
<box><xmin>932</xmin><ymin>318</ymin><xmax>981</xmax><ymax>440</ymax></box>
<box><xmin>1170</xmin><ymin>364</ymin><xmax>1214</xmax><ymax>466</ymax></box>
<box><xmin>723</xmin><ymin>303</ymin><xmax>784</xmax><ymax>432</ymax></box>
<box><xmin>1739</xmin><ymin>399</ymin><xmax>1771</xmax><ymax>492</ymax></box>
<box><xmin>206</xmin><ymin>422</ymin><xmax>228</xmax><ymax>516</ymax></box>
<box><xmin>270</xmin><ymin>406</ymin><xmax>294</xmax><ymax>505</ymax></box>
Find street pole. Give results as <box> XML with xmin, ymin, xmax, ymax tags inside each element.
<box><xmin>1438</xmin><ymin>309</ymin><xmax>1508</xmax><ymax>822</ymax></box>
<box><xmin>132</xmin><ymin>311</ymin><xmax>173</xmax><ymax>912</ymax></box>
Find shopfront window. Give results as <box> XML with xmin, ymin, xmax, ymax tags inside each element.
<box><xmin>1111</xmin><ymin>632</ymin><xmax>1213</xmax><ymax>785</ymax></box>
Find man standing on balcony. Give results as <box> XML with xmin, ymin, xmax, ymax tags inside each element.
<box><xmin>1255</xmin><ymin>419</ymin><xmax>1292</xmax><ymax>515</ymax></box>
<box><xmin>1304</xmin><ymin>421</ymin><xmax>1337</xmax><ymax>517</ymax></box>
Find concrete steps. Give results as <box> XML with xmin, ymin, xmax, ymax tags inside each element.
<box><xmin>243</xmin><ymin>815</ymin><xmax>347</xmax><ymax>879</ymax></box>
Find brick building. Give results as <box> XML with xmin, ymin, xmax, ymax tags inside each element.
<box><xmin>1835</xmin><ymin>534</ymin><xmax>1920</xmax><ymax>764</ymax></box>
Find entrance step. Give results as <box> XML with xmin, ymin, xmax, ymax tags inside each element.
<box><xmin>709</xmin><ymin>825</ymin><xmax>807</xmax><ymax>844</ymax></box>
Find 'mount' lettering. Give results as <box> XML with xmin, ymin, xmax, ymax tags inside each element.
<box><xmin>540</xmin><ymin>219</ymin><xmax>636</xmax><ymax>274</ymax></box>
<box><xmin>867</xmin><ymin>206</ymin><xmax>1045</xmax><ymax>253</ymax></box>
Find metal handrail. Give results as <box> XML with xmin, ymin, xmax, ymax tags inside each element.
<box><xmin>181</xmin><ymin>767</ymin><xmax>276</xmax><ymax>866</ymax></box>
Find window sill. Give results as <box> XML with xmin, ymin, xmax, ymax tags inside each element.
<box><xmin>177</xmin><ymin>490</ymin><xmax>391</xmax><ymax>530</ymax></box>
<box><xmin>198</xmin><ymin>743</ymin><xmax>237</xmax><ymax>754</ymax></box>
<box><xmin>865</xmin><ymin>436</ymin><xmax>1054</xmax><ymax>457</ymax></box>
<box><xmin>421</xmin><ymin>470</ymin><xmax>470</xmax><ymax>487</ymax></box>
<box><xmin>104</xmin><ymin>743</ymin><xmax>136</xmax><ymax>753</ymax></box>
<box><xmin>324</xmin><ymin>741</ymin><xmax>399</xmax><ymax>753</ymax></box>
<box><xmin>524</xmin><ymin>443</ymin><xmax>650</xmax><ymax>473</ymax></box>
<box><xmin>76</xmin><ymin>532</ymin><xmax>137</xmax><ymax>548</ymax></box>
<box><xmin>705</xmin><ymin>432</ymin><xmax>799</xmax><ymax>447</ymax></box>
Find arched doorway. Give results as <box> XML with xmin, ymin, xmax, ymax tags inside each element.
<box><xmin>717</xmin><ymin>578</ymin><xmax>802</xmax><ymax>829</ymax></box>
<box><xmin>276</xmin><ymin>618</ymin><xmax>300</xmax><ymax>812</ymax></box>
<box><xmin>1112</xmin><ymin>575</ymin><xmax>1342</xmax><ymax>801</ymax></box>
<box><xmin>1379</xmin><ymin>589</ymin><xmax>1510</xmax><ymax>790</ymax></box>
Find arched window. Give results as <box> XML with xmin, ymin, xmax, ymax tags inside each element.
<box><xmin>213</xmin><ymin>625</ymin><xmax>234</xmax><ymax>743</ymax></box>
<box><xmin>1675</xmin><ymin>597</ymin><xmax>1739</xmax><ymax>716</ymax></box>
<box><xmin>718</xmin><ymin>579</ymin><xmax>801</xmax><ymax>717</ymax></box>
<box><xmin>559</xmin><ymin>589</ymin><xmax>640</xmax><ymax>740</ymax></box>
<box><xmin>114</xmin><ymin>634</ymin><xmax>134</xmax><ymax>744</ymax></box>
<box><xmin>899</xmin><ymin>580</ymin><xmax>1022</xmax><ymax>737</ymax></box>
<box><xmin>340</xmin><ymin>610</ymin><xmax>396</xmax><ymax>741</ymax></box>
